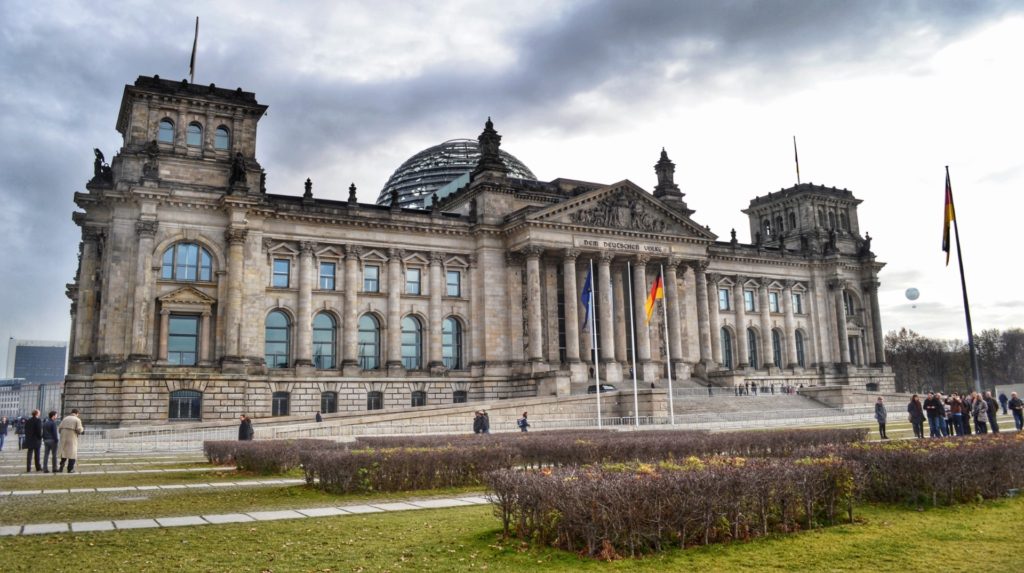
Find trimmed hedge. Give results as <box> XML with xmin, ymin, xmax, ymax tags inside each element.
<box><xmin>203</xmin><ymin>439</ymin><xmax>344</xmax><ymax>474</ymax></box>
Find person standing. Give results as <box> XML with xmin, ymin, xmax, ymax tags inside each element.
<box><xmin>315</xmin><ymin>411</ymin><xmax>323</xmax><ymax>423</ymax></box>
<box><xmin>874</xmin><ymin>397</ymin><xmax>889</xmax><ymax>440</ymax></box>
<box><xmin>15</xmin><ymin>416</ymin><xmax>25</xmax><ymax>450</ymax></box>
<box><xmin>0</xmin><ymin>416</ymin><xmax>8</xmax><ymax>451</ymax></box>
<box><xmin>999</xmin><ymin>392</ymin><xmax>1009</xmax><ymax>415</ymax></box>
<box><xmin>972</xmin><ymin>393</ymin><xmax>988</xmax><ymax>434</ymax></box>
<box><xmin>923</xmin><ymin>392</ymin><xmax>940</xmax><ymax>437</ymax></box>
<box><xmin>984</xmin><ymin>391</ymin><xmax>1000</xmax><ymax>433</ymax></box>
<box><xmin>42</xmin><ymin>411</ymin><xmax>59</xmax><ymax>473</ymax></box>
<box><xmin>23</xmin><ymin>410</ymin><xmax>43</xmax><ymax>473</ymax></box>
<box><xmin>907</xmin><ymin>395</ymin><xmax>925</xmax><ymax>439</ymax></box>
<box><xmin>961</xmin><ymin>393</ymin><xmax>973</xmax><ymax>435</ymax></box>
<box><xmin>57</xmin><ymin>409</ymin><xmax>85</xmax><ymax>473</ymax></box>
<box><xmin>481</xmin><ymin>410</ymin><xmax>490</xmax><ymax>434</ymax></box>
<box><xmin>472</xmin><ymin>411</ymin><xmax>484</xmax><ymax>434</ymax></box>
<box><xmin>238</xmin><ymin>414</ymin><xmax>254</xmax><ymax>441</ymax></box>
<box><xmin>947</xmin><ymin>394</ymin><xmax>964</xmax><ymax>436</ymax></box>
<box><xmin>518</xmin><ymin>411</ymin><xmax>530</xmax><ymax>432</ymax></box>
<box><xmin>1008</xmin><ymin>392</ymin><xmax>1023</xmax><ymax>432</ymax></box>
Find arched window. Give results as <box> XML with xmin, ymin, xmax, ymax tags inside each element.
<box><xmin>186</xmin><ymin>122</ymin><xmax>203</xmax><ymax>147</ymax></box>
<box><xmin>367</xmin><ymin>390</ymin><xmax>383</xmax><ymax>411</ymax></box>
<box><xmin>840</xmin><ymin>212</ymin><xmax>849</xmax><ymax>230</ymax></box>
<box><xmin>168</xmin><ymin>390</ymin><xmax>202</xmax><ymax>420</ymax></box>
<box><xmin>453</xmin><ymin>390</ymin><xmax>468</xmax><ymax>404</ymax></box>
<box><xmin>401</xmin><ymin>316</ymin><xmax>423</xmax><ymax>370</ymax></box>
<box><xmin>721</xmin><ymin>327</ymin><xmax>733</xmax><ymax>370</ymax></box>
<box><xmin>442</xmin><ymin>317</ymin><xmax>463</xmax><ymax>370</ymax></box>
<box><xmin>795</xmin><ymin>330</ymin><xmax>806</xmax><ymax>368</ymax></box>
<box><xmin>214</xmin><ymin>126</ymin><xmax>230</xmax><ymax>150</ymax></box>
<box><xmin>828</xmin><ymin>212</ymin><xmax>836</xmax><ymax>230</ymax></box>
<box><xmin>775</xmin><ymin>216</ymin><xmax>784</xmax><ymax>234</ymax></box>
<box><xmin>411</xmin><ymin>390</ymin><xmax>427</xmax><ymax>407</ymax></box>
<box><xmin>817</xmin><ymin>209</ymin><xmax>825</xmax><ymax>226</ymax></box>
<box><xmin>747</xmin><ymin>328</ymin><xmax>759</xmax><ymax>369</ymax></box>
<box><xmin>788</xmin><ymin>211</ymin><xmax>797</xmax><ymax>230</ymax></box>
<box><xmin>265</xmin><ymin>311</ymin><xmax>290</xmax><ymax>368</ymax></box>
<box><xmin>358</xmin><ymin>314</ymin><xmax>380</xmax><ymax>370</ymax></box>
<box><xmin>772</xmin><ymin>329</ymin><xmax>783</xmax><ymax>368</ymax></box>
<box><xmin>762</xmin><ymin>219</ymin><xmax>771</xmax><ymax>237</ymax></box>
<box><xmin>312</xmin><ymin>313</ymin><xmax>336</xmax><ymax>369</ymax></box>
<box><xmin>271</xmin><ymin>391</ymin><xmax>290</xmax><ymax>416</ymax></box>
<box><xmin>844</xmin><ymin>292</ymin><xmax>856</xmax><ymax>316</ymax></box>
<box><xmin>161</xmin><ymin>243</ymin><xmax>213</xmax><ymax>282</ymax></box>
<box><xmin>320</xmin><ymin>391</ymin><xmax>337</xmax><ymax>414</ymax></box>
<box><xmin>158</xmin><ymin>119</ymin><xmax>174</xmax><ymax>143</ymax></box>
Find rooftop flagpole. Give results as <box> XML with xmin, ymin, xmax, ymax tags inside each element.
<box><xmin>189</xmin><ymin>17</ymin><xmax>199</xmax><ymax>84</ymax></box>
<box><xmin>793</xmin><ymin>135</ymin><xmax>801</xmax><ymax>185</ymax></box>
<box><xmin>944</xmin><ymin>166</ymin><xmax>982</xmax><ymax>393</ymax></box>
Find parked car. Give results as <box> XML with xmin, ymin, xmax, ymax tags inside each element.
<box><xmin>587</xmin><ymin>384</ymin><xmax>617</xmax><ymax>394</ymax></box>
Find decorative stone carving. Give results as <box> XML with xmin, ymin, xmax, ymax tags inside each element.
<box><xmin>829</xmin><ymin>279</ymin><xmax>848</xmax><ymax>291</ymax></box>
<box><xmin>348</xmin><ymin>183</ymin><xmax>358</xmax><ymax>204</ymax></box>
<box><xmin>567</xmin><ymin>189</ymin><xmax>668</xmax><ymax>233</ymax></box>
<box><xmin>91</xmin><ymin>148</ymin><xmax>113</xmax><ymax>184</ymax></box>
<box><xmin>563</xmin><ymin>248</ymin><xmax>579</xmax><ymax>261</ymax></box>
<box><xmin>300</xmin><ymin>240</ymin><xmax>316</xmax><ymax>255</ymax></box>
<box><xmin>303</xmin><ymin>178</ymin><xmax>313</xmax><ymax>200</ymax></box>
<box><xmin>135</xmin><ymin>220</ymin><xmax>158</xmax><ymax>238</ymax></box>
<box><xmin>635</xmin><ymin>254</ymin><xmax>651</xmax><ymax>265</ymax></box>
<box><xmin>429</xmin><ymin>252</ymin><xmax>445</xmax><ymax>265</ymax></box>
<box><xmin>229</xmin><ymin>152</ymin><xmax>248</xmax><ymax>186</ymax></box>
<box><xmin>344</xmin><ymin>244</ymin><xmax>362</xmax><ymax>260</ymax></box>
<box><xmin>387</xmin><ymin>248</ymin><xmax>405</xmax><ymax>260</ymax></box>
<box><xmin>225</xmin><ymin>228</ymin><xmax>248</xmax><ymax>245</ymax></box>
<box><xmin>82</xmin><ymin>227</ymin><xmax>104</xmax><ymax>243</ymax></box>
<box><xmin>861</xmin><ymin>279</ymin><xmax>880</xmax><ymax>294</ymax></box>
<box><xmin>142</xmin><ymin>140</ymin><xmax>159</xmax><ymax>179</ymax></box>
<box><xmin>688</xmin><ymin>259</ymin><xmax>709</xmax><ymax>274</ymax></box>
<box><xmin>472</xmin><ymin>117</ymin><xmax>508</xmax><ymax>177</ymax></box>
<box><xmin>706</xmin><ymin>273</ymin><xmax>721</xmax><ymax>285</ymax></box>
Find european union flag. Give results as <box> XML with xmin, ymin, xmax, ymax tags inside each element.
<box><xmin>580</xmin><ymin>267</ymin><xmax>593</xmax><ymax>331</ymax></box>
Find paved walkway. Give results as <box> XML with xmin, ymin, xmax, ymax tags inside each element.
<box><xmin>0</xmin><ymin>466</ymin><xmax>235</xmax><ymax>479</ymax></box>
<box><xmin>1</xmin><ymin>477</ymin><xmax>305</xmax><ymax>496</ymax></box>
<box><xmin>0</xmin><ymin>495</ymin><xmax>491</xmax><ymax>537</ymax></box>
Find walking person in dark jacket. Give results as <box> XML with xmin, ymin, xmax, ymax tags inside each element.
<box><xmin>923</xmin><ymin>392</ymin><xmax>941</xmax><ymax>437</ymax></box>
<box><xmin>907</xmin><ymin>395</ymin><xmax>925</xmax><ymax>438</ymax></box>
<box><xmin>472</xmin><ymin>411</ymin><xmax>484</xmax><ymax>434</ymax></box>
<box><xmin>15</xmin><ymin>417</ymin><xmax>25</xmax><ymax>450</ymax></box>
<box><xmin>999</xmin><ymin>392</ymin><xmax>1009</xmax><ymax>415</ymax></box>
<box><xmin>984</xmin><ymin>392</ymin><xmax>1000</xmax><ymax>433</ymax></box>
<box><xmin>972</xmin><ymin>393</ymin><xmax>988</xmax><ymax>434</ymax></box>
<box><xmin>23</xmin><ymin>410</ymin><xmax>43</xmax><ymax>472</ymax></box>
<box><xmin>42</xmin><ymin>411</ymin><xmax>59</xmax><ymax>473</ymax></box>
<box><xmin>0</xmin><ymin>416</ymin><xmax>8</xmax><ymax>451</ymax></box>
<box><xmin>874</xmin><ymin>397</ymin><xmax>889</xmax><ymax>440</ymax></box>
<box><xmin>517</xmin><ymin>411</ymin><xmax>530</xmax><ymax>432</ymax></box>
<box><xmin>1009</xmin><ymin>392</ymin><xmax>1024</xmax><ymax>432</ymax></box>
<box><xmin>238</xmin><ymin>414</ymin><xmax>254</xmax><ymax>441</ymax></box>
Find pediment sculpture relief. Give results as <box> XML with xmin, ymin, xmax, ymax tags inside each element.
<box><xmin>567</xmin><ymin>189</ymin><xmax>669</xmax><ymax>233</ymax></box>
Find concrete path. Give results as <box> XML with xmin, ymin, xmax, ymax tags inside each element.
<box><xmin>0</xmin><ymin>466</ymin><xmax>235</xmax><ymax>479</ymax></box>
<box><xmin>0</xmin><ymin>495</ymin><xmax>492</xmax><ymax>537</ymax></box>
<box><xmin>0</xmin><ymin>477</ymin><xmax>306</xmax><ymax>496</ymax></box>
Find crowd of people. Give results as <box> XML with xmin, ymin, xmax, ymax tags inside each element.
<box><xmin>734</xmin><ymin>382</ymin><xmax>802</xmax><ymax>396</ymax></box>
<box><xmin>0</xmin><ymin>409</ymin><xmax>86</xmax><ymax>472</ymax></box>
<box><xmin>874</xmin><ymin>390</ymin><xmax>1022</xmax><ymax>440</ymax></box>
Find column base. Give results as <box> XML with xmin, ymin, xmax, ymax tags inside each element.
<box><xmin>638</xmin><ymin>360</ymin><xmax>659</xmax><ymax>384</ymax></box>
<box><xmin>342</xmin><ymin>363</ymin><xmax>362</xmax><ymax>376</ymax></box>
<box><xmin>294</xmin><ymin>362</ymin><xmax>315</xmax><ymax>376</ymax></box>
<box><xmin>600</xmin><ymin>360</ymin><xmax>623</xmax><ymax>384</ymax></box>
<box><xmin>429</xmin><ymin>362</ymin><xmax>447</xmax><ymax>375</ymax></box>
<box><xmin>669</xmin><ymin>359</ymin><xmax>691</xmax><ymax>381</ymax></box>
<box><xmin>221</xmin><ymin>355</ymin><xmax>249</xmax><ymax>373</ymax></box>
<box><xmin>386</xmin><ymin>362</ymin><xmax>406</xmax><ymax>376</ymax></box>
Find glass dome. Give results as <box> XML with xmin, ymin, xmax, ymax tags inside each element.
<box><xmin>376</xmin><ymin>139</ymin><xmax>536</xmax><ymax>209</ymax></box>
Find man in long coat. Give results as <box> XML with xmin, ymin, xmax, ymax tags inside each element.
<box><xmin>57</xmin><ymin>409</ymin><xmax>85</xmax><ymax>473</ymax></box>
<box><xmin>23</xmin><ymin>410</ymin><xmax>43</xmax><ymax>472</ymax></box>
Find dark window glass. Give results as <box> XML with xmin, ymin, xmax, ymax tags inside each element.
<box><xmin>442</xmin><ymin>317</ymin><xmax>462</xmax><ymax>370</ymax></box>
<box><xmin>158</xmin><ymin>119</ymin><xmax>174</xmax><ymax>143</ymax></box>
<box><xmin>769</xmin><ymin>292</ymin><xmax>780</xmax><ymax>313</ymax></box>
<box><xmin>406</xmin><ymin>268</ymin><xmax>421</xmax><ymax>295</ymax></box>
<box><xmin>358</xmin><ymin>314</ymin><xmax>380</xmax><ymax>370</ymax></box>
<box><xmin>167</xmin><ymin>315</ymin><xmax>199</xmax><ymax>366</ymax></box>
<box><xmin>795</xmin><ymin>330</ymin><xmax>806</xmax><ymax>368</ymax></box>
<box><xmin>168</xmin><ymin>390</ymin><xmax>202</xmax><ymax>420</ymax></box>
<box><xmin>401</xmin><ymin>316</ymin><xmax>422</xmax><ymax>370</ymax></box>
<box><xmin>718</xmin><ymin>288</ymin><xmax>731</xmax><ymax>311</ymax></box>
<box><xmin>721</xmin><ymin>328</ymin><xmax>733</xmax><ymax>370</ymax></box>
<box><xmin>320</xmin><ymin>391</ymin><xmax>337</xmax><ymax>414</ymax></box>
<box><xmin>186</xmin><ymin>123</ymin><xmax>202</xmax><ymax>147</ymax></box>
<box><xmin>792</xmin><ymin>293</ymin><xmax>803</xmax><ymax>314</ymax></box>
<box><xmin>772</xmin><ymin>330</ymin><xmax>783</xmax><ymax>368</ymax></box>
<box><xmin>844</xmin><ymin>292</ymin><xmax>855</xmax><ymax>316</ymax></box>
<box><xmin>446</xmin><ymin>270</ymin><xmax>461</xmax><ymax>297</ymax></box>
<box><xmin>747</xmin><ymin>328</ymin><xmax>759</xmax><ymax>369</ymax></box>
<box><xmin>161</xmin><ymin>243</ymin><xmax>212</xmax><ymax>282</ymax></box>
<box><xmin>313</xmin><ymin>313</ymin><xmax>336</xmax><ymax>369</ymax></box>
<box><xmin>273</xmin><ymin>259</ymin><xmax>290</xmax><ymax>288</ymax></box>
<box><xmin>265</xmin><ymin>311</ymin><xmax>290</xmax><ymax>368</ymax></box>
<box><xmin>411</xmin><ymin>390</ymin><xmax>427</xmax><ymax>407</ymax></box>
<box><xmin>271</xmin><ymin>391</ymin><xmax>290</xmax><ymax>416</ymax></box>
<box><xmin>744</xmin><ymin>290</ymin><xmax>755</xmax><ymax>312</ymax></box>
<box><xmin>453</xmin><ymin>390</ymin><xmax>468</xmax><ymax>404</ymax></box>
<box><xmin>214</xmin><ymin>127</ymin><xmax>230</xmax><ymax>150</ymax></box>
<box><xmin>363</xmin><ymin>265</ymin><xmax>379</xmax><ymax>292</ymax></box>
<box><xmin>367</xmin><ymin>390</ymin><xmax>383</xmax><ymax>411</ymax></box>
<box><xmin>319</xmin><ymin>262</ymin><xmax>336</xmax><ymax>290</ymax></box>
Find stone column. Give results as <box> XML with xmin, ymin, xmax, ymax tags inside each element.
<box><xmin>664</xmin><ymin>259</ymin><xmax>684</xmax><ymax>374</ymax></box>
<box><xmin>832</xmin><ymin>280</ymin><xmax>851</xmax><ymax>365</ymax></box>
<box><xmin>523</xmin><ymin>246</ymin><xmax>545</xmax><ymax>362</ymax></box>
<box><xmin>223</xmin><ymin>228</ymin><xmax>247</xmax><ymax>359</ymax></box>
<box><xmin>612</xmin><ymin>264</ymin><xmax>628</xmax><ymax>364</ymax></box>
<box><xmin>428</xmin><ymin>252</ymin><xmax>444</xmax><ymax>369</ymax></box>
<box><xmin>758</xmin><ymin>279</ymin><xmax>772</xmax><ymax>369</ymax></box>
<box><xmin>632</xmin><ymin>256</ymin><xmax>652</xmax><ymax>366</ymax></box>
<box><xmin>130</xmin><ymin>220</ymin><xmax>157</xmax><ymax>358</ymax></box>
<box><xmin>342</xmin><ymin>245</ymin><xmax>361</xmax><ymax>370</ymax></box>
<box><xmin>782</xmin><ymin>280</ymin><xmax>799</xmax><ymax>368</ymax></box>
<box><xmin>386</xmin><ymin>248</ymin><xmax>404</xmax><ymax>369</ymax></box>
<box><xmin>562</xmin><ymin>249</ymin><xmax>581</xmax><ymax>363</ymax></box>
<box><xmin>73</xmin><ymin>228</ymin><xmax>102</xmax><ymax>359</ymax></box>
<box><xmin>864</xmin><ymin>279</ymin><xmax>886</xmax><ymax>365</ymax></box>
<box><xmin>597</xmin><ymin>253</ymin><xmax>617</xmax><ymax>363</ymax></box>
<box><xmin>733</xmin><ymin>276</ymin><xmax>749</xmax><ymax>368</ymax></box>
<box><xmin>294</xmin><ymin>241</ymin><xmax>315</xmax><ymax>367</ymax></box>
<box><xmin>200</xmin><ymin>311</ymin><xmax>211</xmax><ymax>363</ymax></box>
<box><xmin>691</xmin><ymin>261</ymin><xmax>712</xmax><ymax>368</ymax></box>
<box><xmin>707</xmin><ymin>273</ymin><xmax>722</xmax><ymax>365</ymax></box>
<box><xmin>158</xmin><ymin>309</ymin><xmax>170</xmax><ymax>361</ymax></box>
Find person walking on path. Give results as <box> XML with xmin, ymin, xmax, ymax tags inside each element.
<box><xmin>315</xmin><ymin>411</ymin><xmax>323</xmax><ymax>423</ymax></box>
<box><xmin>517</xmin><ymin>411</ymin><xmax>530</xmax><ymax>432</ymax></box>
<box><xmin>972</xmin><ymin>393</ymin><xmax>989</xmax><ymax>434</ymax></box>
<box><xmin>15</xmin><ymin>416</ymin><xmax>25</xmax><ymax>450</ymax></box>
<box><xmin>57</xmin><ymin>409</ymin><xmax>85</xmax><ymax>473</ymax></box>
<box><xmin>999</xmin><ymin>392</ymin><xmax>1009</xmax><ymax>415</ymax></box>
<box><xmin>23</xmin><ymin>410</ymin><xmax>43</xmax><ymax>472</ymax></box>
<box><xmin>984</xmin><ymin>391</ymin><xmax>1000</xmax><ymax>433</ymax></box>
<box><xmin>0</xmin><ymin>416</ymin><xmax>8</xmax><ymax>451</ymax></box>
<box><xmin>481</xmin><ymin>410</ymin><xmax>490</xmax><ymax>434</ymax></box>
<box><xmin>41</xmin><ymin>411</ymin><xmax>59</xmax><ymax>473</ymax></box>
<box><xmin>874</xmin><ymin>397</ymin><xmax>889</xmax><ymax>440</ymax></box>
<box><xmin>238</xmin><ymin>414</ymin><xmax>254</xmax><ymax>441</ymax></box>
<box><xmin>1009</xmin><ymin>392</ymin><xmax>1023</xmax><ymax>432</ymax></box>
<box><xmin>907</xmin><ymin>395</ymin><xmax>925</xmax><ymax>439</ymax></box>
<box><xmin>472</xmin><ymin>411</ymin><xmax>484</xmax><ymax>434</ymax></box>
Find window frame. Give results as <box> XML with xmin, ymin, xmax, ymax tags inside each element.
<box><xmin>721</xmin><ymin>327</ymin><xmax>733</xmax><ymax>369</ymax></box>
<box><xmin>367</xmin><ymin>390</ymin><xmax>383</xmax><ymax>411</ymax></box>
<box><xmin>747</xmin><ymin>328</ymin><xmax>759</xmax><ymax>369</ymax></box>
<box><xmin>358</xmin><ymin>314</ymin><xmax>380</xmax><ymax>370</ymax></box>
<box><xmin>320</xmin><ymin>391</ymin><xmax>338</xmax><ymax>414</ymax></box>
<box><xmin>214</xmin><ymin>126</ymin><xmax>230</xmax><ymax>150</ymax></box>
<box><xmin>718</xmin><ymin>288</ymin><xmax>731</xmax><ymax>311</ymax></box>
<box><xmin>442</xmin><ymin>317</ymin><xmax>463</xmax><ymax>370</ymax></box>
<box><xmin>161</xmin><ymin>243</ymin><xmax>213</xmax><ymax>282</ymax></box>
<box><xmin>743</xmin><ymin>289</ymin><xmax>755</xmax><ymax>312</ymax></box>
<box><xmin>271</xmin><ymin>391</ymin><xmax>290</xmax><ymax>417</ymax></box>
<box><xmin>168</xmin><ymin>390</ymin><xmax>202</xmax><ymax>421</ymax></box>
<box><xmin>363</xmin><ymin>264</ymin><xmax>380</xmax><ymax>293</ymax></box>
<box><xmin>446</xmin><ymin>270</ymin><xmax>462</xmax><ymax>297</ymax></box>
<box><xmin>186</xmin><ymin>122</ymin><xmax>203</xmax><ymax>147</ymax></box>
<box><xmin>795</xmin><ymin>330</ymin><xmax>806</xmax><ymax>368</ymax></box>
<box><xmin>401</xmin><ymin>315</ymin><xmax>423</xmax><ymax>370</ymax></box>
<box><xmin>319</xmin><ymin>262</ymin><xmax>336</xmax><ymax>290</ymax></box>
<box><xmin>792</xmin><ymin>293</ymin><xmax>803</xmax><ymax>314</ymax></box>
<box><xmin>452</xmin><ymin>390</ymin><xmax>468</xmax><ymax>404</ymax></box>
<box><xmin>158</xmin><ymin>119</ymin><xmax>175</xmax><ymax>144</ymax></box>
<box><xmin>312</xmin><ymin>312</ymin><xmax>336</xmax><ymax>369</ymax></box>
<box><xmin>272</xmin><ymin>258</ymin><xmax>291</xmax><ymax>288</ymax></box>
<box><xmin>406</xmin><ymin>267</ymin><xmax>422</xmax><ymax>295</ymax></box>
<box><xmin>772</xmin><ymin>329</ymin><xmax>783</xmax><ymax>368</ymax></box>
<box><xmin>411</xmin><ymin>390</ymin><xmax>427</xmax><ymax>407</ymax></box>
<box><xmin>167</xmin><ymin>314</ymin><xmax>200</xmax><ymax>366</ymax></box>
<box><xmin>769</xmin><ymin>292</ymin><xmax>780</xmax><ymax>313</ymax></box>
<box><xmin>265</xmin><ymin>310</ymin><xmax>291</xmax><ymax>368</ymax></box>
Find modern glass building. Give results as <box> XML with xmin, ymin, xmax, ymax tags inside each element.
<box><xmin>6</xmin><ymin>339</ymin><xmax>66</xmax><ymax>383</ymax></box>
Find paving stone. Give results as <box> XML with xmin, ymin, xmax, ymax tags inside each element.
<box><xmin>297</xmin><ymin>507</ymin><xmax>349</xmax><ymax>517</ymax></box>
<box><xmin>69</xmin><ymin>488</ymin><xmax>94</xmax><ymax>493</ymax></box>
<box><xmin>156</xmin><ymin>516</ymin><xmax>208</xmax><ymax>527</ymax></box>
<box><xmin>96</xmin><ymin>487</ymin><xmax>136</xmax><ymax>492</ymax></box>
<box><xmin>457</xmin><ymin>496</ymin><xmax>491</xmax><ymax>504</ymax></box>
<box><xmin>185</xmin><ymin>483</ymin><xmax>211</xmax><ymax>488</ymax></box>
<box><xmin>234</xmin><ymin>481</ymin><xmax>261</xmax><ymax>487</ymax></box>
<box><xmin>42</xmin><ymin>489</ymin><xmax>71</xmax><ymax>494</ymax></box>
<box><xmin>135</xmin><ymin>485</ymin><xmax>161</xmax><ymax>491</ymax></box>
<box><xmin>11</xmin><ymin>490</ymin><xmax>41</xmax><ymax>496</ymax></box>
<box><xmin>0</xmin><ymin>526</ymin><xmax>22</xmax><ymax>536</ymax></box>
<box><xmin>22</xmin><ymin>523</ymin><xmax>69</xmax><ymax>535</ymax></box>
<box><xmin>158</xmin><ymin>484</ymin><xmax>188</xmax><ymax>490</ymax></box>
<box><xmin>202</xmin><ymin>513</ymin><xmax>255</xmax><ymax>524</ymax></box>
<box><xmin>338</xmin><ymin>504</ymin><xmax>384</xmax><ymax>514</ymax></box>
<box><xmin>370</xmin><ymin>502</ymin><xmax>422</xmax><ymax>511</ymax></box>
<box><xmin>409</xmin><ymin>498</ymin><xmax>473</xmax><ymax>509</ymax></box>
<box><xmin>0</xmin><ymin>491</ymin><xmax>10</xmax><ymax>496</ymax></box>
<box><xmin>247</xmin><ymin>510</ymin><xmax>306</xmax><ymax>521</ymax></box>
<box><xmin>209</xmin><ymin>482</ymin><xmax>237</xmax><ymax>487</ymax></box>
<box><xmin>71</xmin><ymin>521</ymin><xmax>115</xmax><ymax>532</ymax></box>
<box><xmin>114</xmin><ymin>519</ymin><xmax>160</xmax><ymax>530</ymax></box>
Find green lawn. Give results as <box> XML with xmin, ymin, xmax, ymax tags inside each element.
<box><xmin>0</xmin><ymin>495</ymin><xmax>1021</xmax><ymax>572</ymax></box>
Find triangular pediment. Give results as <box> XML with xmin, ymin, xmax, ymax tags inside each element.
<box><xmin>528</xmin><ymin>180</ymin><xmax>716</xmax><ymax>240</ymax></box>
<box><xmin>157</xmin><ymin>286</ymin><xmax>217</xmax><ymax>305</ymax></box>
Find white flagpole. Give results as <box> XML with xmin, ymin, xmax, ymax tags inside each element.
<box><xmin>626</xmin><ymin>260</ymin><xmax>640</xmax><ymax>428</ymax></box>
<box><xmin>661</xmin><ymin>264</ymin><xmax>675</xmax><ymax>425</ymax></box>
<box><xmin>589</xmin><ymin>258</ymin><xmax>601</xmax><ymax>429</ymax></box>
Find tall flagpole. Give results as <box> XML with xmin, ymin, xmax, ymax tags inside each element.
<box><xmin>660</xmin><ymin>264</ymin><xmax>675</xmax><ymax>425</ymax></box>
<box><xmin>626</xmin><ymin>261</ymin><xmax>640</xmax><ymax>428</ymax></box>
<box><xmin>589</xmin><ymin>258</ymin><xmax>602</xmax><ymax>428</ymax></box>
<box><xmin>189</xmin><ymin>17</ymin><xmax>199</xmax><ymax>84</ymax></box>
<box><xmin>793</xmin><ymin>136</ymin><xmax>801</xmax><ymax>185</ymax></box>
<box><xmin>947</xmin><ymin>166</ymin><xmax>982</xmax><ymax>393</ymax></box>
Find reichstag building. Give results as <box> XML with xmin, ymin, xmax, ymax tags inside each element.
<box><xmin>65</xmin><ymin>76</ymin><xmax>893</xmax><ymax>425</ymax></box>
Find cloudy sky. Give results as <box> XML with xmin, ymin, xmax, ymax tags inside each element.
<box><xmin>2</xmin><ymin>0</ymin><xmax>1022</xmax><ymax>371</ymax></box>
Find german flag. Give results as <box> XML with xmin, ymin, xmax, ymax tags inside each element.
<box><xmin>942</xmin><ymin>168</ymin><xmax>956</xmax><ymax>266</ymax></box>
<box><xmin>644</xmin><ymin>273</ymin><xmax>664</xmax><ymax>322</ymax></box>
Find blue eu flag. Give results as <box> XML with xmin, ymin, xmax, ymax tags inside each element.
<box><xmin>580</xmin><ymin>268</ymin><xmax>593</xmax><ymax>331</ymax></box>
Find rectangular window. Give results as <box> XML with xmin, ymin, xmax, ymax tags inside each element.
<box><xmin>446</xmin><ymin>270</ymin><xmax>461</xmax><ymax>297</ymax></box>
<box><xmin>363</xmin><ymin>265</ymin><xmax>380</xmax><ymax>292</ymax></box>
<box><xmin>406</xmin><ymin>268</ymin><xmax>421</xmax><ymax>295</ymax></box>
<box><xmin>744</xmin><ymin>290</ymin><xmax>755</xmax><ymax>312</ymax></box>
<box><xmin>718</xmin><ymin>288</ymin><xmax>731</xmax><ymax>311</ymax></box>
<box><xmin>319</xmin><ymin>262</ymin><xmax>336</xmax><ymax>290</ymax></box>
<box><xmin>769</xmin><ymin>292</ymin><xmax>780</xmax><ymax>313</ymax></box>
<box><xmin>272</xmin><ymin>259</ymin><xmax>290</xmax><ymax>288</ymax></box>
<box><xmin>792</xmin><ymin>293</ymin><xmax>803</xmax><ymax>314</ymax></box>
<box><xmin>167</xmin><ymin>315</ymin><xmax>199</xmax><ymax>366</ymax></box>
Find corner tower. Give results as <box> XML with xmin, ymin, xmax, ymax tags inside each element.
<box><xmin>742</xmin><ymin>183</ymin><xmax>870</xmax><ymax>257</ymax></box>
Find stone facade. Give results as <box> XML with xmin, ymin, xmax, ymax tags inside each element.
<box><xmin>65</xmin><ymin>75</ymin><xmax>893</xmax><ymax>426</ymax></box>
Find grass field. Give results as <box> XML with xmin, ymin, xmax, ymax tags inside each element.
<box><xmin>0</xmin><ymin>494</ymin><xmax>1020</xmax><ymax>572</ymax></box>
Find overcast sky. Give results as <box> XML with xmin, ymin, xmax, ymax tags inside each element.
<box><xmin>2</xmin><ymin>0</ymin><xmax>1022</xmax><ymax>372</ymax></box>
